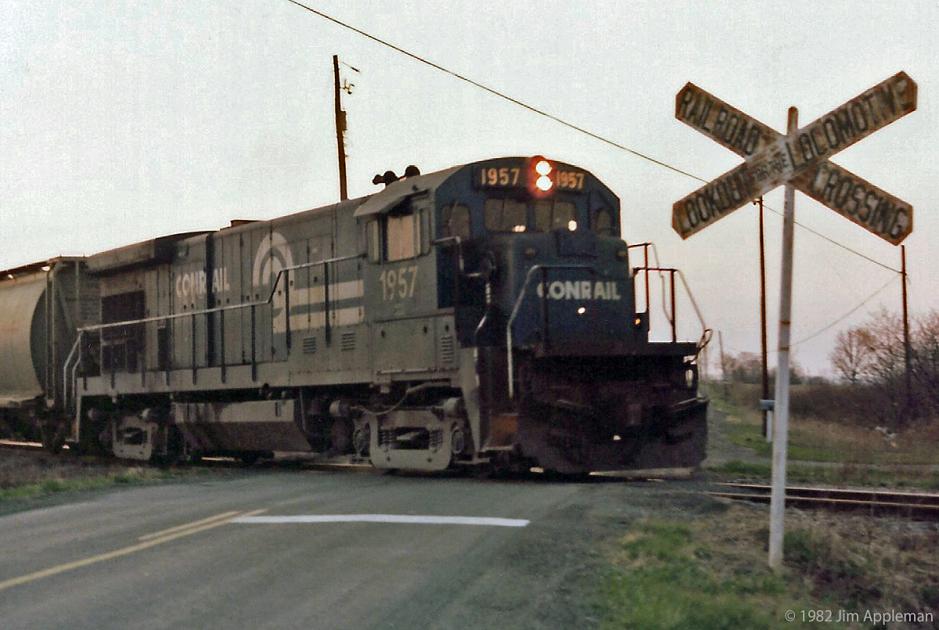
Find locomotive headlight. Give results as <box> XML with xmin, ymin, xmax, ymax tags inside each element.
<box><xmin>530</xmin><ymin>156</ymin><xmax>554</xmax><ymax>193</ymax></box>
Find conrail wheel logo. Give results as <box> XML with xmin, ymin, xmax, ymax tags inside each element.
<box><xmin>252</xmin><ymin>231</ymin><xmax>295</xmax><ymax>288</ymax></box>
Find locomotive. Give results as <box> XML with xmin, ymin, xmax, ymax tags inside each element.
<box><xmin>0</xmin><ymin>156</ymin><xmax>708</xmax><ymax>474</ymax></box>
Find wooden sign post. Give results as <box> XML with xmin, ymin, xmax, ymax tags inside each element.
<box><xmin>673</xmin><ymin>72</ymin><xmax>917</xmax><ymax>568</ymax></box>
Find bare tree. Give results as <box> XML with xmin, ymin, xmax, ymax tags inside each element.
<box><xmin>912</xmin><ymin>311</ymin><xmax>939</xmax><ymax>413</ymax></box>
<box><xmin>830</xmin><ymin>327</ymin><xmax>874</xmax><ymax>384</ymax></box>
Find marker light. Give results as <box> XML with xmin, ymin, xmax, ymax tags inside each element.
<box><xmin>568</xmin><ymin>220</ymin><xmax>577</xmax><ymax>231</ymax></box>
<box><xmin>577</xmin><ymin>306</ymin><xmax>586</xmax><ymax>315</ymax></box>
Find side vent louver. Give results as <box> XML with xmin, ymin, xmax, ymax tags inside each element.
<box><xmin>302</xmin><ymin>336</ymin><xmax>317</xmax><ymax>354</ymax></box>
<box><xmin>439</xmin><ymin>334</ymin><xmax>455</xmax><ymax>364</ymax></box>
<box><xmin>340</xmin><ymin>331</ymin><xmax>356</xmax><ymax>352</ymax></box>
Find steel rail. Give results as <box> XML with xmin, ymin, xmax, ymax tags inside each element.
<box><xmin>708</xmin><ymin>482</ymin><xmax>939</xmax><ymax>520</ymax></box>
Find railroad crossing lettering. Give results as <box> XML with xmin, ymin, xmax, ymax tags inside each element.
<box><xmin>793</xmin><ymin>163</ymin><xmax>912</xmax><ymax>242</ymax></box>
<box><xmin>673</xmin><ymin>72</ymin><xmax>916</xmax><ymax>244</ymax></box>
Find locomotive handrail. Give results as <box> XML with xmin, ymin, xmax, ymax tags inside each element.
<box><xmin>75</xmin><ymin>253</ymin><xmax>364</xmax><ymax>333</ymax></box>
<box><xmin>631</xmin><ymin>265</ymin><xmax>711</xmax><ymax>353</ymax></box>
<box><xmin>62</xmin><ymin>333</ymin><xmax>82</xmax><ymax>417</ymax></box>
<box><xmin>430</xmin><ymin>236</ymin><xmax>464</xmax><ymax>272</ymax></box>
<box><xmin>64</xmin><ymin>252</ymin><xmax>364</xmax><ymax>416</ymax></box>
<box><xmin>506</xmin><ymin>264</ymin><xmax>597</xmax><ymax>400</ymax></box>
<box><xmin>631</xmin><ymin>266</ymin><xmax>679</xmax><ymax>342</ymax></box>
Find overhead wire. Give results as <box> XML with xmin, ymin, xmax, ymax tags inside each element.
<box><xmin>284</xmin><ymin>0</ymin><xmax>906</xmax><ymax>345</ymax></box>
<box><xmin>283</xmin><ymin>0</ymin><xmax>901</xmax><ymax>275</ymax></box>
<box><xmin>770</xmin><ymin>274</ymin><xmax>898</xmax><ymax>351</ymax></box>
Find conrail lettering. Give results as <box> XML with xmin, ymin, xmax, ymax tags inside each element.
<box><xmin>535</xmin><ymin>280</ymin><xmax>622</xmax><ymax>301</ymax></box>
<box><xmin>175</xmin><ymin>268</ymin><xmax>231</xmax><ymax>299</ymax></box>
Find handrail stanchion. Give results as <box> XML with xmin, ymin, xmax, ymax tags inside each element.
<box><xmin>669</xmin><ymin>269</ymin><xmax>677</xmax><ymax>342</ymax></box>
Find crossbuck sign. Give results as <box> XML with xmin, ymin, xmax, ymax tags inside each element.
<box><xmin>672</xmin><ymin>72</ymin><xmax>917</xmax><ymax>569</ymax></box>
<box><xmin>673</xmin><ymin>72</ymin><xmax>916</xmax><ymax>244</ymax></box>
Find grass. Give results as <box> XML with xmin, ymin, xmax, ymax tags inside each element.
<box><xmin>601</xmin><ymin>517</ymin><xmax>807</xmax><ymax>629</ymax></box>
<box><xmin>0</xmin><ymin>467</ymin><xmax>177</xmax><ymax>503</ymax></box>
<box><xmin>600</xmin><ymin>505</ymin><xmax>939</xmax><ymax>629</ymax></box>
<box><xmin>0</xmin><ymin>451</ymin><xmax>217</xmax><ymax>506</ymax></box>
<box><xmin>707</xmin><ymin>382</ymin><xmax>939</xmax><ymax>466</ymax></box>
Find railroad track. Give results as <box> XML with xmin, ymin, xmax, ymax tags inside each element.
<box><xmin>0</xmin><ymin>439</ymin><xmax>45</xmax><ymax>452</ymax></box>
<box><xmin>708</xmin><ymin>482</ymin><xmax>939</xmax><ymax>520</ymax></box>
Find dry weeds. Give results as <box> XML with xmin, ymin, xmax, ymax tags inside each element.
<box><xmin>699</xmin><ymin>503</ymin><xmax>939</xmax><ymax>618</ymax></box>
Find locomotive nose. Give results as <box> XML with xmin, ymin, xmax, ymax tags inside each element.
<box><xmin>497</xmin><ymin>231</ymin><xmax>635</xmax><ymax>354</ymax></box>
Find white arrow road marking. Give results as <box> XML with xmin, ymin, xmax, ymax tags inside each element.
<box><xmin>232</xmin><ymin>514</ymin><xmax>530</xmax><ymax>527</ymax></box>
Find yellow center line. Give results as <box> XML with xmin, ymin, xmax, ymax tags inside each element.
<box><xmin>138</xmin><ymin>511</ymin><xmax>242</xmax><ymax>541</ymax></box>
<box><xmin>0</xmin><ymin>508</ymin><xmax>266</xmax><ymax>593</ymax></box>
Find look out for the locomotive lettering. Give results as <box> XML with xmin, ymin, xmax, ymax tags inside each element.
<box><xmin>805</xmin><ymin>162</ymin><xmax>912</xmax><ymax>241</ymax></box>
<box><xmin>673</xmin><ymin>71</ymin><xmax>916</xmax><ymax>245</ymax></box>
<box><xmin>675</xmin><ymin>83</ymin><xmax>777</xmax><ymax>157</ymax></box>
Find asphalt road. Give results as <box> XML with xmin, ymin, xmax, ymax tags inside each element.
<box><xmin>0</xmin><ymin>468</ymin><xmax>708</xmax><ymax>629</ymax></box>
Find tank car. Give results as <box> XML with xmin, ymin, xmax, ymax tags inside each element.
<box><xmin>0</xmin><ymin>258</ymin><xmax>97</xmax><ymax>448</ymax></box>
<box><xmin>1</xmin><ymin>156</ymin><xmax>708</xmax><ymax>473</ymax></box>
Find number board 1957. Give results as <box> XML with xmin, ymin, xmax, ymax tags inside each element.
<box><xmin>475</xmin><ymin>166</ymin><xmax>586</xmax><ymax>191</ymax></box>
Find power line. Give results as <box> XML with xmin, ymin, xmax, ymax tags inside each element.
<box><xmin>775</xmin><ymin>274</ymin><xmax>898</xmax><ymax>350</ymax></box>
<box><xmin>284</xmin><ymin>0</ymin><xmax>701</xmax><ymax>181</ymax></box>
<box><xmin>283</xmin><ymin>0</ymin><xmax>899</xmax><ymax>274</ymax></box>
<box><xmin>759</xmin><ymin>202</ymin><xmax>900</xmax><ymax>273</ymax></box>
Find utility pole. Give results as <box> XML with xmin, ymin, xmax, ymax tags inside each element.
<box><xmin>717</xmin><ymin>330</ymin><xmax>729</xmax><ymax>397</ymax></box>
<box><xmin>333</xmin><ymin>54</ymin><xmax>348</xmax><ymax>201</ymax></box>
<box><xmin>757</xmin><ymin>197</ymin><xmax>770</xmax><ymax>439</ymax></box>
<box><xmin>901</xmin><ymin>245</ymin><xmax>912</xmax><ymax>422</ymax></box>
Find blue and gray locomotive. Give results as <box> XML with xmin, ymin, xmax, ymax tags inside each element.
<box><xmin>0</xmin><ymin>156</ymin><xmax>708</xmax><ymax>473</ymax></box>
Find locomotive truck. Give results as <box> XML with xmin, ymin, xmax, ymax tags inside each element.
<box><xmin>0</xmin><ymin>156</ymin><xmax>708</xmax><ymax>474</ymax></box>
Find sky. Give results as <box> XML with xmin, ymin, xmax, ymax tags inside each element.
<box><xmin>1</xmin><ymin>0</ymin><xmax>937</xmax><ymax>376</ymax></box>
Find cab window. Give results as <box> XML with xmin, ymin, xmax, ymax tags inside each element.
<box><xmin>440</xmin><ymin>203</ymin><xmax>471</xmax><ymax>239</ymax></box>
<box><xmin>590</xmin><ymin>206</ymin><xmax>616</xmax><ymax>236</ymax></box>
<box><xmin>386</xmin><ymin>211</ymin><xmax>417</xmax><ymax>261</ymax></box>
<box><xmin>484</xmin><ymin>198</ymin><xmax>526</xmax><ymax>233</ymax></box>
<box><xmin>534</xmin><ymin>200</ymin><xmax>577</xmax><ymax>232</ymax></box>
